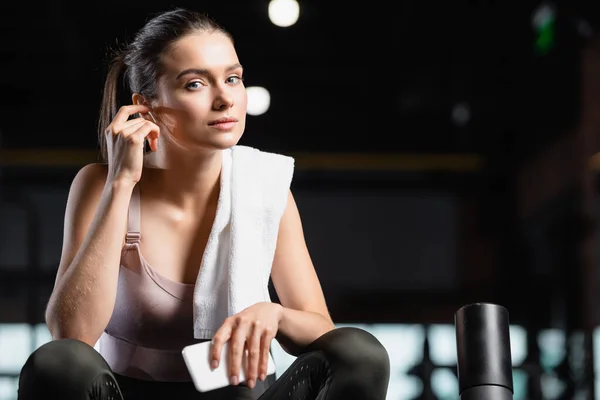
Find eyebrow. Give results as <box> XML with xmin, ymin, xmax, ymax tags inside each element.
<box><xmin>175</xmin><ymin>63</ymin><xmax>243</xmax><ymax>80</ymax></box>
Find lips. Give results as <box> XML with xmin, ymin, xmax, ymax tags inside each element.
<box><xmin>208</xmin><ymin>117</ymin><xmax>238</xmax><ymax>125</ymax></box>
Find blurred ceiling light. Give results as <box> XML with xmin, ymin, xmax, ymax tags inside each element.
<box><xmin>268</xmin><ymin>0</ymin><xmax>300</xmax><ymax>27</ymax></box>
<box><xmin>246</xmin><ymin>86</ymin><xmax>271</xmax><ymax>116</ymax></box>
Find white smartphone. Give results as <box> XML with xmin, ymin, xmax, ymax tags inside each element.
<box><xmin>182</xmin><ymin>340</ymin><xmax>276</xmax><ymax>392</ymax></box>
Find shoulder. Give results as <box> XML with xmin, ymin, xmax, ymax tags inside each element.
<box><xmin>67</xmin><ymin>163</ymin><xmax>109</xmax><ymax>204</ymax></box>
<box><xmin>71</xmin><ymin>163</ymin><xmax>108</xmax><ymax>190</ymax></box>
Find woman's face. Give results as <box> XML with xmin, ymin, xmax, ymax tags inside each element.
<box><xmin>153</xmin><ymin>31</ymin><xmax>247</xmax><ymax>151</ymax></box>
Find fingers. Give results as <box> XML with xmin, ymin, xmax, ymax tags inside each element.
<box><xmin>105</xmin><ymin>105</ymin><xmax>161</xmax><ymax>150</ymax></box>
<box><xmin>108</xmin><ymin>105</ymin><xmax>151</xmax><ymax>132</ymax></box>
<box><xmin>212</xmin><ymin>314</ymin><xmax>276</xmax><ymax>388</ymax></box>
<box><xmin>258</xmin><ymin>326</ymin><xmax>275</xmax><ymax>382</ymax></box>
<box><xmin>228</xmin><ymin>318</ymin><xmax>251</xmax><ymax>386</ymax></box>
<box><xmin>245</xmin><ymin>321</ymin><xmax>262</xmax><ymax>388</ymax></box>
<box><xmin>125</xmin><ymin>122</ymin><xmax>159</xmax><ymax>150</ymax></box>
<box><xmin>210</xmin><ymin>320</ymin><xmax>233</xmax><ymax>370</ymax></box>
<box><xmin>145</xmin><ymin>122</ymin><xmax>160</xmax><ymax>152</ymax></box>
<box><xmin>119</xmin><ymin>119</ymin><xmax>147</xmax><ymax>136</ymax></box>
<box><xmin>108</xmin><ymin>116</ymin><xmax>160</xmax><ymax>152</ymax></box>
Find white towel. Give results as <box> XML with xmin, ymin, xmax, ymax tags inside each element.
<box><xmin>193</xmin><ymin>145</ymin><xmax>295</xmax><ymax>339</ymax></box>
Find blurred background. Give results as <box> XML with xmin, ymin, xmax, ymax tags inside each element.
<box><xmin>2</xmin><ymin>0</ymin><xmax>600</xmax><ymax>398</ymax></box>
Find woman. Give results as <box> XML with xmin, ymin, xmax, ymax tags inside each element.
<box><xmin>17</xmin><ymin>7</ymin><xmax>390</xmax><ymax>400</ymax></box>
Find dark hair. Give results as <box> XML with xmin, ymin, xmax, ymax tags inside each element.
<box><xmin>97</xmin><ymin>8</ymin><xmax>232</xmax><ymax>161</ymax></box>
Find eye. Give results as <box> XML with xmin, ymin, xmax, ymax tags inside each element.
<box><xmin>226</xmin><ymin>75</ymin><xmax>244</xmax><ymax>85</ymax></box>
<box><xmin>185</xmin><ymin>81</ymin><xmax>205</xmax><ymax>90</ymax></box>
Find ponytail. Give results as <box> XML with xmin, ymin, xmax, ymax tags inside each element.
<box><xmin>97</xmin><ymin>50</ymin><xmax>127</xmax><ymax>162</ymax></box>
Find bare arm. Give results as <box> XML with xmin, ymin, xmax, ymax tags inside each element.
<box><xmin>271</xmin><ymin>190</ymin><xmax>335</xmax><ymax>356</ymax></box>
<box><xmin>45</xmin><ymin>163</ymin><xmax>133</xmax><ymax>346</ymax></box>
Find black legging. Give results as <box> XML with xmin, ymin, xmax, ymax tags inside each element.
<box><xmin>17</xmin><ymin>327</ymin><xmax>390</xmax><ymax>400</ymax></box>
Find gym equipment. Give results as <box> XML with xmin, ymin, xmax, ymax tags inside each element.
<box><xmin>455</xmin><ymin>303</ymin><xmax>514</xmax><ymax>400</ymax></box>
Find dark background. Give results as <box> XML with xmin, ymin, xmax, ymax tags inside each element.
<box><xmin>2</xmin><ymin>0</ymin><xmax>600</xmax><ymax>398</ymax></box>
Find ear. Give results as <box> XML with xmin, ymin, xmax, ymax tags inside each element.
<box><xmin>131</xmin><ymin>93</ymin><xmax>156</xmax><ymax>123</ymax></box>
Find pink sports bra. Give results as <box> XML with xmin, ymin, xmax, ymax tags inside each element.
<box><xmin>98</xmin><ymin>184</ymin><xmax>205</xmax><ymax>381</ymax></box>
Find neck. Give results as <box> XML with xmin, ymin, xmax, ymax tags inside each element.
<box><xmin>144</xmin><ymin>144</ymin><xmax>224</xmax><ymax>210</ymax></box>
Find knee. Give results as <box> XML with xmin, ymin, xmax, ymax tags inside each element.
<box><xmin>309</xmin><ymin>327</ymin><xmax>390</xmax><ymax>399</ymax></box>
<box><xmin>21</xmin><ymin>338</ymin><xmax>104</xmax><ymax>375</ymax></box>
<box><xmin>18</xmin><ymin>339</ymin><xmax>111</xmax><ymax>399</ymax></box>
<box><xmin>311</xmin><ymin>327</ymin><xmax>390</xmax><ymax>375</ymax></box>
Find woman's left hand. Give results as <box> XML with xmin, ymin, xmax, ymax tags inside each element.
<box><xmin>210</xmin><ymin>302</ymin><xmax>283</xmax><ymax>389</ymax></box>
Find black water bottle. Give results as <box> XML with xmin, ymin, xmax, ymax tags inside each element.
<box><xmin>455</xmin><ymin>303</ymin><xmax>514</xmax><ymax>400</ymax></box>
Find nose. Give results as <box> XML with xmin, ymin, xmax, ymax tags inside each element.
<box><xmin>212</xmin><ymin>86</ymin><xmax>234</xmax><ymax>111</ymax></box>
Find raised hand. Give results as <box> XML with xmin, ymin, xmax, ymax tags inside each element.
<box><xmin>104</xmin><ymin>104</ymin><xmax>160</xmax><ymax>185</ymax></box>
